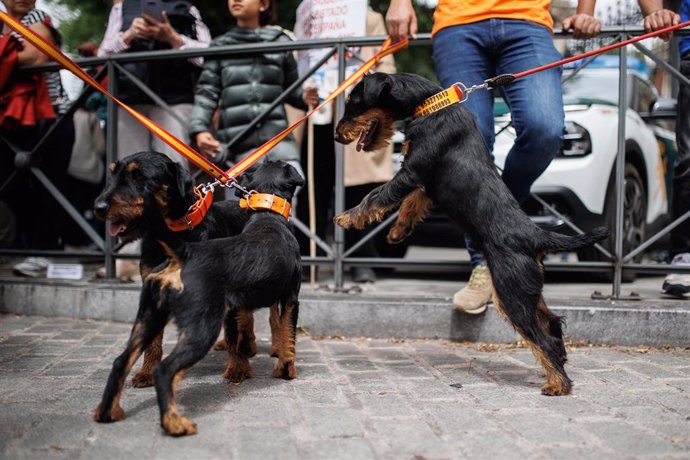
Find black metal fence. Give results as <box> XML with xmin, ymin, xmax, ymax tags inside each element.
<box><xmin>1</xmin><ymin>27</ymin><xmax>688</xmax><ymax>298</ymax></box>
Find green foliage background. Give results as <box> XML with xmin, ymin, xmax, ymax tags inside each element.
<box><xmin>46</xmin><ymin>0</ymin><xmax>437</xmax><ymax>80</ymax></box>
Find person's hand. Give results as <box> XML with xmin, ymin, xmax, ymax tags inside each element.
<box><xmin>143</xmin><ymin>11</ymin><xmax>183</xmax><ymax>48</ymax></box>
<box><xmin>303</xmin><ymin>87</ymin><xmax>319</xmax><ymax>107</ymax></box>
<box><xmin>562</xmin><ymin>14</ymin><xmax>601</xmax><ymax>39</ymax></box>
<box><xmin>643</xmin><ymin>9</ymin><xmax>680</xmax><ymax>41</ymax></box>
<box><xmin>385</xmin><ymin>0</ymin><xmax>417</xmax><ymax>42</ymax></box>
<box><xmin>122</xmin><ymin>17</ymin><xmax>153</xmax><ymax>45</ymax></box>
<box><xmin>196</xmin><ymin>132</ymin><xmax>221</xmax><ymax>159</ymax></box>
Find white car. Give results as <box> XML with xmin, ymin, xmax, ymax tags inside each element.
<box><xmin>493</xmin><ymin>67</ymin><xmax>677</xmax><ymax>274</ymax></box>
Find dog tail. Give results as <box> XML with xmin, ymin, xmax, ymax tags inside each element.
<box><xmin>537</xmin><ymin>226</ymin><xmax>610</xmax><ymax>253</ymax></box>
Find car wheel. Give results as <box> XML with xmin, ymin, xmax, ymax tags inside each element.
<box><xmin>578</xmin><ymin>162</ymin><xmax>646</xmax><ymax>282</ymax></box>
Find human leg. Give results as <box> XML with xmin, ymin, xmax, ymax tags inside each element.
<box><xmin>433</xmin><ymin>22</ymin><xmax>497</xmax><ymax>310</ymax></box>
<box><xmin>663</xmin><ymin>54</ymin><xmax>690</xmax><ymax>296</ymax></box>
<box><xmin>495</xmin><ymin>20</ymin><xmax>565</xmax><ymax>205</ymax></box>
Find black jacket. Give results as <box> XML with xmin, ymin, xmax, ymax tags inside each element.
<box><xmin>189</xmin><ymin>27</ymin><xmax>307</xmax><ymax>163</ymax></box>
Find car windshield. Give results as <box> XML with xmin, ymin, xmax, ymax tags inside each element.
<box><xmin>562</xmin><ymin>72</ymin><xmax>619</xmax><ymax>105</ymax></box>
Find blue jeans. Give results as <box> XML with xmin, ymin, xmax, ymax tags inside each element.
<box><xmin>433</xmin><ymin>19</ymin><xmax>565</xmax><ymax>267</ymax></box>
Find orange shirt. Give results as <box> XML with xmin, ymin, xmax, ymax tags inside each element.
<box><xmin>432</xmin><ymin>0</ymin><xmax>554</xmax><ymax>36</ymax></box>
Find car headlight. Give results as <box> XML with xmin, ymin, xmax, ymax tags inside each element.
<box><xmin>559</xmin><ymin>121</ymin><xmax>592</xmax><ymax>158</ymax></box>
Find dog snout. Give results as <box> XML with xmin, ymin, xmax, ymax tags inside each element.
<box><xmin>333</xmin><ymin>130</ymin><xmax>343</xmax><ymax>143</ymax></box>
<box><xmin>93</xmin><ymin>199</ymin><xmax>109</xmax><ymax>220</ymax></box>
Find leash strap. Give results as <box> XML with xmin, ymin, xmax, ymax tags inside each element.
<box><xmin>224</xmin><ymin>37</ymin><xmax>409</xmax><ymax>179</ymax></box>
<box><xmin>239</xmin><ymin>193</ymin><xmax>292</xmax><ymax>220</ymax></box>
<box><xmin>165</xmin><ymin>186</ymin><xmax>214</xmax><ymax>231</ymax></box>
<box><xmin>0</xmin><ymin>10</ymin><xmax>233</xmax><ymax>184</ymax></box>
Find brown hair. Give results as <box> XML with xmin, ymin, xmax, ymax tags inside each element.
<box><xmin>259</xmin><ymin>0</ymin><xmax>275</xmax><ymax>26</ymax></box>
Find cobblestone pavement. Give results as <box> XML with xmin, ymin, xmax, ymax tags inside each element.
<box><xmin>1</xmin><ymin>314</ymin><xmax>689</xmax><ymax>460</ymax></box>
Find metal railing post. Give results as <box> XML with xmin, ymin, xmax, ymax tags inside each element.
<box><xmin>333</xmin><ymin>43</ymin><xmax>347</xmax><ymax>289</ymax></box>
<box><xmin>613</xmin><ymin>42</ymin><xmax>629</xmax><ymax>297</ymax></box>
<box><xmin>104</xmin><ymin>60</ymin><xmax>119</xmax><ymax>279</ymax></box>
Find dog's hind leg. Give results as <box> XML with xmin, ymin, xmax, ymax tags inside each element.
<box><xmin>155</xmin><ymin>321</ymin><xmax>219</xmax><ymax>436</ymax></box>
<box><xmin>269</xmin><ymin>303</ymin><xmax>281</xmax><ymax>357</ymax></box>
<box><xmin>131</xmin><ymin>331</ymin><xmax>163</xmax><ymax>388</ymax></box>
<box><xmin>387</xmin><ymin>188</ymin><xmax>434</xmax><ymax>244</ymax></box>
<box><xmin>94</xmin><ymin>305</ymin><xmax>167</xmax><ymax>423</ymax></box>
<box><xmin>272</xmin><ymin>301</ymin><xmax>299</xmax><ymax>380</ymax></box>
<box><xmin>488</xmin><ymin>252</ymin><xmax>572</xmax><ymax>396</ymax></box>
<box><xmin>222</xmin><ymin>309</ymin><xmax>253</xmax><ymax>383</ymax></box>
<box><xmin>334</xmin><ymin>170</ymin><xmax>420</xmax><ymax>230</ymax></box>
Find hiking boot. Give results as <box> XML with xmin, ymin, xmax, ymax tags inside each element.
<box><xmin>453</xmin><ymin>265</ymin><xmax>492</xmax><ymax>314</ymax></box>
<box><xmin>662</xmin><ymin>252</ymin><xmax>690</xmax><ymax>297</ymax></box>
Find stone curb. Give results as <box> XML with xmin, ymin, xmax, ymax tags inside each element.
<box><xmin>1</xmin><ymin>278</ymin><xmax>688</xmax><ymax>346</ymax></box>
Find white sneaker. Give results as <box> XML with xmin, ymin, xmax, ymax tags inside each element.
<box><xmin>453</xmin><ymin>265</ymin><xmax>493</xmax><ymax>314</ymax></box>
<box><xmin>662</xmin><ymin>253</ymin><xmax>690</xmax><ymax>297</ymax></box>
<box><xmin>12</xmin><ymin>257</ymin><xmax>51</xmax><ymax>277</ymax></box>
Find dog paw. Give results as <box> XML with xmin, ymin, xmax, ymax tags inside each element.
<box><xmin>162</xmin><ymin>414</ymin><xmax>198</xmax><ymax>437</ymax></box>
<box><xmin>541</xmin><ymin>382</ymin><xmax>572</xmax><ymax>396</ymax></box>
<box><xmin>223</xmin><ymin>364</ymin><xmax>252</xmax><ymax>384</ymax></box>
<box><xmin>131</xmin><ymin>371</ymin><xmax>155</xmax><ymax>388</ymax></box>
<box><xmin>272</xmin><ymin>361</ymin><xmax>297</xmax><ymax>380</ymax></box>
<box><xmin>333</xmin><ymin>212</ymin><xmax>354</xmax><ymax>229</ymax></box>
<box><xmin>213</xmin><ymin>339</ymin><xmax>227</xmax><ymax>351</ymax></box>
<box><xmin>93</xmin><ymin>403</ymin><xmax>125</xmax><ymax>423</ymax></box>
<box><xmin>386</xmin><ymin>226</ymin><xmax>409</xmax><ymax>244</ymax></box>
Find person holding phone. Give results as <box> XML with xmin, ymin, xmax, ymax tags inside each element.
<box><xmin>98</xmin><ymin>0</ymin><xmax>211</xmax><ymax>167</ymax></box>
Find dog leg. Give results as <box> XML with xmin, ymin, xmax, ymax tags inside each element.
<box><xmin>334</xmin><ymin>171</ymin><xmax>419</xmax><ymax>229</ymax></box>
<box><xmin>489</xmin><ymin>254</ymin><xmax>572</xmax><ymax>396</ymax></box>
<box><xmin>269</xmin><ymin>303</ymin><xmax>280</xmax><ymax>358</ymax></box>
<box><xmin>272</xmin><ymin>302</ymin><xmax>298</xmax><ymax>380</ymax></box>
<box><xmin>222</xmin><ymin>310</ymin><xmax>252</xmax><ymax>383</ymax></box>
<box><xmin>94</xmin><ymin>317</ymin><xmax>164</xmax><ymax>423</ymax></box>
<box><xmin>238</xmin><ymin>310</ymin><xmax>258</xmax><ymax>358</ymax></box>
<box><xmin>155</xmin><ymin>327</ymin><xmax>216</xmax><ymax>436</ymax></box>
<box><xmin>131</xmin><ymin>331</ymin><xmax>163</xmax><ymax>388</ymax></box>
<box><xmin>387</xmin><ymin>188</ymin><xmax>434</xmax><ymax>244</ymax></box>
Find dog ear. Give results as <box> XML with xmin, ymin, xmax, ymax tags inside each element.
<box><xmin>282</xmin><ymin>162</ymin><xmax>305</xmax><ymax>189</ymax></box>
<box><xmin>363</xmin><ymin>73</ymin><xmax>392</xmax><ymax>104</ymax></box>
<box><xmin>168</xmin><ymin>161</ymin><xmax>194</xmax><ymax>199</ymax></box>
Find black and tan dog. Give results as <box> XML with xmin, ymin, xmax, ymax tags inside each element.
<box><xmin>93</xmin><ymin>151</ymin><xmax>279</xmax><ymax>387</ymax></box>
<box><xmin>94</xmin><ymin>160</ymin><xmax>304</xmax><ymax>436</ymax></box>
<box><xmin>333</xmin><ymin>73</ymin><xmax>609</xmax><ymax>396</ymax></box>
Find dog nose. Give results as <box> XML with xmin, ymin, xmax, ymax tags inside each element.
<box><xmin>93</xmin><ymin>200</ymin><xmax>109</xmax><ymax>219</ymax></box>
<box><xmin>333</xmin><ymin>131</ymin><xmax>342</xmax><ymax>143</ymax></box>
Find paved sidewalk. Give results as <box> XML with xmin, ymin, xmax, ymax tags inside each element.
<box><xmin>1</xmin><ymin>314</ymin><xmax>689</xmax><ymax>460</ymax></box>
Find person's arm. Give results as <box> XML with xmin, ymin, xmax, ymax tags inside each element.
<box><xmin>638</xmin><ymin>0</ymin><xmax>679</xmax><ymax>41</ymax></box>
<box><xmin>561</xmin><ymin>0</ymin><xmax>602</xmax><ymax>39</ymax></box>
<box><xmin>385</xmin><ymin>0</ymin><xmax>417</xmax><ymax>42</ymax></box>
<box><xmin>189</xmin><ymin>57</ymin><xmax>222</xmax><ymax>158</ymax></box>
<box><xmin>16</xmin><ymin>21</ymin><xmax>55</xmax><ymax>66</ymax></box>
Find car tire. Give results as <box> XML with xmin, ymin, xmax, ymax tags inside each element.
<box><xmin>577</xmin><ymin>162</ymin><xmax>646</xmax><ymax>282</ymax></box>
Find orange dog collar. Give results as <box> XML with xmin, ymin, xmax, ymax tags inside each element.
<box><xmin>413</xmin><ymin>84</ymin><xmax>465</xmax><ymax>118</ymax></box>
<box><xmin>239</xmin><ymin>193</ymin><xmax>292</xmax><ymax>220</ymax></box>
<box><xmin>165</xmin><ymin>187</ymin><xmax>214</xmax><ymax>232</ymax></box>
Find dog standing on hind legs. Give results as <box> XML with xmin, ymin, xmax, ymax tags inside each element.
<box><xmin>94</xmin><ymin>160</ymin><xmax>304</xmax><ymax>436</ymax></box>
<box><xmin>333</xmin><ymin>73</ymin><xmax>609</xmax><ymax>396</ymax></box>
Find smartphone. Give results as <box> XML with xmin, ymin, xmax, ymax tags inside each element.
<box><xmin>142</xmin><ymin>0</ymin><xmax>163</xmax><ymax>22</ymax></box>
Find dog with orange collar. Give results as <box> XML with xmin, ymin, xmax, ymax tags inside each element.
<box><xmin>94</xmin><ymin>160</ymin><xmax>304</xmax><ymax>436</ymax></box>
